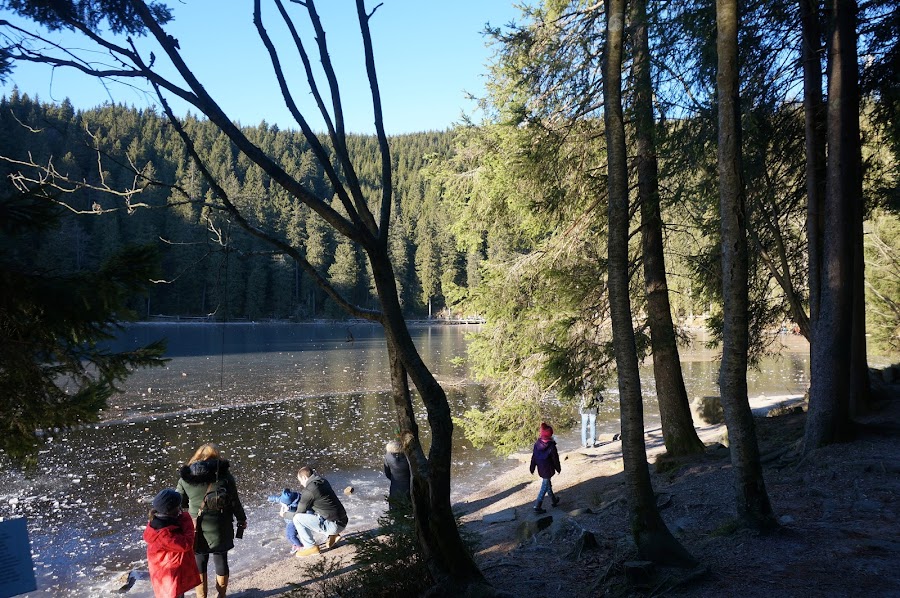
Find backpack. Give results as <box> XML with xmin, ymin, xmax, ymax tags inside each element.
<box><xmin>200</xmin><ymin>479</ymin><xmax>230</xmax><ymax>514</ymax></box>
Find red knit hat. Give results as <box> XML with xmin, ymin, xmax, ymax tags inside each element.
<box><xmin>540</xmin><ymin>422</ymin><xmax>553</xmax><ymax>440</ymax></box>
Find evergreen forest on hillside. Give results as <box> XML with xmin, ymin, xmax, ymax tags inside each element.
<box><xmin>0</xmin><ymin>91</ymin><xmax>466</xmax><ymax>320</ymax></box>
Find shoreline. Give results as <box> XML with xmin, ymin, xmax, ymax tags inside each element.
<box><xmin>216</xmin><ymin>394</ymin><xmax>806</xmax><ymax>597</ymax></box>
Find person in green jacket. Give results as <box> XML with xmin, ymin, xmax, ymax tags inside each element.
<box><xmin>176</xmin><ymin>443</ymin><xmax>247</xmax><ymax>598</ymax></box>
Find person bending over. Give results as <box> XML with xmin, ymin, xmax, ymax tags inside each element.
<box><xmin>292</xmin><ymin>466</ymin><xmax>348</xmax><ymax>557</ymax></box>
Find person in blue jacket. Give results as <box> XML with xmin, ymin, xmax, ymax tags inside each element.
<box><xmin>268</xmin><ymin>488</ymin><xmax>302</xmax><ymax>553</ymax></box>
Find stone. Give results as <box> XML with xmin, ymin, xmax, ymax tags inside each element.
<box><xmin>114</xmin><ymin>571</ymin><xmax>136</xmax><ymax>593</ymax></box>
<box><xmin>343</xmin><ymin>486</ymin><xmax>354</xmax><ymax>495</ymax></box>
<box><xmin>883</xmin><ymin>366</ymin><xmax>897</xmax><ymax>384</ymax></box>
<box><xmin>101</xmin><ymin>570</ymin><xmax>150</xmax><ymax>594</ymax></box>
<box><xmin>778</xmin><ymin>515</ymin><xmax>795</xmax><ymax>525</ymax></box>
<box><xmin>483</xmin><ymin>509</ymin><xmax>517</xmax><ymax>524</ymax></box>
<box><xmin>516</xmin><ymin>514</ymin><xmax>554</xmax><ymax>542</ymax></box>
<box><xmin>692</xmin><ymin>396</ymin><xmax>725</xmax><ymax>425</ymax></box>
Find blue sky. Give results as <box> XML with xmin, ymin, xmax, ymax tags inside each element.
<box><xmin>1</xmin><ymin>1</ymin><xmax>523</xmax><ymax>134</ymax></box>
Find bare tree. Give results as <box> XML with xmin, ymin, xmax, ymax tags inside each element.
<box><xmin>714</xmin><ymin>0</ymin><xmax>776</xmax><ymax>528</ymax></box>
<box><xmin>1</xmin><ymin>0</ymin><xmax>487</xmax><ymax>591</ymax></box>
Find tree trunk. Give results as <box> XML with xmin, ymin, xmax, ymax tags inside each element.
<box><xmin>800</xmin><ymin>0</ymin><xmax>826</xmax><ymax>336</ymax></box>
<box><xmin>805</xmin><ymin>0</ymin><xmax>861</xmax><ymax>450</ymax></box>
<box><xmin>632</xmin><ymin>0</ymin><xmax>704</xmax><ymax>458</ymax></box>
<box><xmin>715</xmin><ymin>0</ymin><xmax>777</xmax><ymax>528</ymax></box>
<box><xmin>369</xmin><ymin>249</ymin><xmax>488</xmax><ymax>593</ymax></box>
<box><xmin>850</xmin><ymin>213</ymin><xmax>870</xmax><ymax>414</ymax></box>
<box><xmin>605</xmin><ymin>0</ymin><xmax>696</xmax><ymax>566</ymax></box>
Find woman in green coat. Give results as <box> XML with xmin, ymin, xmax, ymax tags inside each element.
<box><xmin>176</xmin><ymin>443</ymin><xmax>247</xmax><ymax>598</ymax></box>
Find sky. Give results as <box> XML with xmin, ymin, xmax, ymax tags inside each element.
<box><xmin>0</xmin><ymin>1</ymin><xmax>523</xmax><ymax>134</ymax></box>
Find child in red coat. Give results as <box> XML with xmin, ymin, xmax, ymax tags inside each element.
<box><xmin>529</xmin><ymin>422</ymin><xmax>562</xmax><ymax>514</ymax></box>
<box><xmin>144</xmin><ymin>489</ymin><xmax>201</xmax><ymax>598</ymax></box>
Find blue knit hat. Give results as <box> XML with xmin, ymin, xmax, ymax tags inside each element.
<box><xmin>152</xmin><ymin>489</ymin><xmax>182</xmax><ymax>517</ymax></box>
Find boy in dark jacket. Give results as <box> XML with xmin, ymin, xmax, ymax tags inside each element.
<box><xmin>529</xmin><ymin>422</ymin><xmax>562</xmax><ymax>514</ymax></box>
<box><xmin>292</xmin><ymin>466</ymin><xmax>349</xmax><ymax>557</ymax></box>
<box><xmin>144</xmin><ymin>488</ymin><xmax>201</xmax><ymax>598</ymax></box>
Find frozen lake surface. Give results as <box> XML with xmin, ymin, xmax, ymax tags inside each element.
<box><xmin>0</xmin><ymin>323</ymin><xmax>810</xmax><ymax>596</ymax></box>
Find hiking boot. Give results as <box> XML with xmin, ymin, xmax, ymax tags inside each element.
<box><xmin>551</xmin><ymin>496</ymin><xmax>560</xmax><ymax>507</ymax></box>
<box><xmin>294</xmin><ymin>544</ymin><xmax>320</xmax><ymax>557</ymax></box>
<box><xmin>533</xmin><ymin>506</ymin><xmax>546</xmax><ymax>514</ymax></box>
<box><xmin>326</xmin><ymin>534</ymin><xmax>341</xmax><ymax>549</ymax></box>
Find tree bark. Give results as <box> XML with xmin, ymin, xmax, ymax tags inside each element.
<box><xmin>715</xmin><ymin>0</ymin><xmax>777</xmax><ymax>528</ymax></box>
<box><xmin>800</xmin><ymin>0</ymin><xmax>827</xmax><ymax>336</ymax></box>
<box><xmin>632</xmin><ymin>0</ymin><xmax>705</xmax><ymax>457</ymax></box>
<box><xmin>805</xmin><ymin>0</ymin><xmax>861</xmax><ymax>450</ymax></box>
<box><xmin>605</xmin><ymin>0</ymin><xmax>696</xmax><ymax>566</ymax></box>
<box><xmin>369</xmin><ymin>250</ymin><xmax>488</xmax><ymax>592</ymax></box>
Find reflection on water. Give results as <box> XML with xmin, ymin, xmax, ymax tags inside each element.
<box><xmin>0</xmin><ymin>323</ymin><xmax>810</xmax><ymax>595</ymax></box>
<box><xmin>102</xmin><ymin>322</ymin><xmax>474</xmax><ymax>421</ymax></box>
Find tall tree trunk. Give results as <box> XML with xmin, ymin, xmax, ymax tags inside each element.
<box><xmin>632</xmin><ymin>0</ymin><xmax>705</xmax><ymax>457</ymax></box>
<box><xmin>369</xmin><ymin>249</ymin><xmax>488</xmax><ymax>593</ymax></box>
<box><xmin>800</xmin><ymin>0</ymin><xmax>827</xmax><ymax>336</ymax></box>
<box><xmin>805</xmin><ymin>0</ymin><xmax>861</xmax><ymax>450</ymax></box>
<box><xmin>715</xmin><ymin>0</ymin><xmax>777</xmax><ymax>528</ymax></box>
<box><xmin>605</xmin><ymin>0</ymin><xmax>695</xmax><ymax>566</ymax></box>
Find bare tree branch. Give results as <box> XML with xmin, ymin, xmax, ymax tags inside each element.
<box><xmin>355</xmin><ymin>0</ymin><xmax>392</xmax><ymax>243</ymax></box>
<box><xmin>150</xmin><ymin>77</ymin><xmax>381</xmax><ymax>322</ymax></box>
<box><xmin>254</xmin><ymin>0</ymin><xmax>367</xmax><ymax>234</ymax></box>
<box><xmin>303</xmin><ymin>0</ymin><xmax>380</xmax><ymax>236</ymax></box>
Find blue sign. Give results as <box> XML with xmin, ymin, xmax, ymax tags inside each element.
<box><xmin>0</xmin><ymin>518</ymin><xmax>37</xmax><ymax>598</ymax></box>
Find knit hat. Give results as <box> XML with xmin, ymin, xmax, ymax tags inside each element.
<box><xmin>540</xmin><ymin>422</ymin><xmax>553</xmax><ymax>440</ymax></box>
<box><xmin>152</xmin><ymin>489</ymin><xmax>182</xmax><ymax>518</ymax></box>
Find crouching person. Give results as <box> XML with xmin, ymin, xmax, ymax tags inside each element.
<box><xmin>292</xmin><ymin>466</ymin><xmax>348</xmax><ymax>557</ymax></box>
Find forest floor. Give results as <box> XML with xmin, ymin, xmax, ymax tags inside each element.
<box><xmin>228</xmin><ymin>382</ymin><xmax>900</xmax><ymax>598</ymax></box>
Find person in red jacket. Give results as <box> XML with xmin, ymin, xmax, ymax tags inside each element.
<box><xmin>144</xmin><ymin>488</ymin><xmax>202</xmax><ymax>598</ymax></box>
<box><xmin>529</xmin><ymin>422</ymin><xmax>562</xmax><ymax>514</ymax></box>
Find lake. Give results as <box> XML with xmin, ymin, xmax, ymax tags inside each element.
<box><xmin>0</xmin><ymin>322</ymin><xmax>810</xmax><ymax>596</ymax></box>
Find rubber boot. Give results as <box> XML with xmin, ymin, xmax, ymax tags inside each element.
<box><xmin>194</xmin><ymin>573</ymin><xmax>207</xmax><ymax>598</ymax></box>
<box><xmin>215</xmin><ymin>574</ymin><xmax>228</xmax><ymax>598</ymax></box>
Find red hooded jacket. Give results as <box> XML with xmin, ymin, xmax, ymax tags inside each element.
<box><xmin>143</xmin><ymin>511</ymin><xmax>201</xmax><ymax>597</ymax></box>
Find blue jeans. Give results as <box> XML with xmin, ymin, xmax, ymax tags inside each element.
<box><xmin>292</xmin><ymin>512</ymin><xmax>346</xmax><ymax>548</ymax></box>
<box><xmin>581</xmin><ymin>412</ymin><xmax>596</xmax><ymax>446</ymax></box>
<box><xmin>535</xmin><ymin>477</ymin><xmax>556</xmax><ymax>508</ymax></box>
<box><xmin>285</xmin><ymin>519</ymin><xmax>301</xmax><ymax>548</ymax></box>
